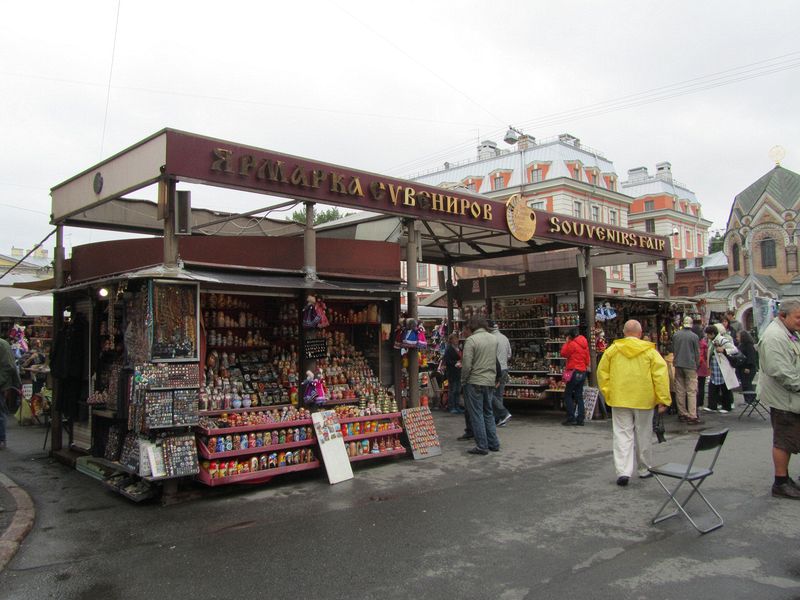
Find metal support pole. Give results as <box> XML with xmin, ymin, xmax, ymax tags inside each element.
<box><xmin>445</xmin><ymin>265</ymin><xmax>454</xmax><ymax>335</ymax></box>
<box><xmin>662</xmin><ymin>259</ymin><xmax>671</xmax><ymax>300</ymax></box>
<box><xmin>406</xmin><ymin>220</ymin><xmax>419</xmax><ymax>408</ymax></box>
<box><xmin>50</xmin><ymin>226</ymin><xmax>66</xmax><ymax>454</ymax></box>
<box><xmin>162</xmin><ymin>179</ymin><xmax>179</xmax><ymax>267</ymax></box>
<box><xmin>582</xmin><ymin>248</ymin><xmax>597</xmax><ymax>386</ymax></box>
<box><xmin>303</xmin><ymin>201</ymin><xmax>317</xmax><ymax>280</ymax></box>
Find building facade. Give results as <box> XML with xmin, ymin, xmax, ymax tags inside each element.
<box><xmin>621</xmin><ymin>162</ymin><xmax>712</xmax><ymax>296</ymax></box>
<box><xmin>718</xmin><ymin>164</ymin><xmax>800</xmax><ymax>327</ymax></box>
<box><xmin>412</xmin><ymin>133</ymin><xmax>636</xmax><ymax>294</ymax></box>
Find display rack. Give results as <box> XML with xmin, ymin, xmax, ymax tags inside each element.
<box><xmin>493</xmin><ymin>297</ymin><xmax>551</xmax><ymax>402</ymax></box>
<box><xmin>339</xmin><ymin>412</ymin><xmax>405</xmax><ymax>462</ymax></box>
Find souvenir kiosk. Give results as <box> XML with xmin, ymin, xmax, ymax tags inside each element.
<box><xmin>48</xmin><ymin>129</ymin><xmax>672</xmax><ymax>500</ymax></box>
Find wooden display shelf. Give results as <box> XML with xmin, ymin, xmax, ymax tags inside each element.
<box><xmin>503</xmin><ymin>395</ymin><xmax>548</xmax><ymax>401</ymax></box>
<box><xmin>197</xmin><ymin>438</ymin><xmax>316</xmax><ymax>460</ymax></box>
<box><xmin>508</xmin><ymin>369</ymin><xmax>549</xmax><ymax>374</ymax></box>
<box><xmin>549</xmin><ymin>324</ymin><xmax>578</xmax><ymax>328</ymax></box>
<box><xmin>102</xmin><ymin>477</ymin><xmax>157</xmax><ymax>502</ymax></box>
<box><xmin>507</xmin><ymin>337</ymin><xmax>545</xmax><ymax>342</ymax></box>
<box><xmin>196</xmin><ymin>460</ymin><xmax>321</xmax><ymax>486</ymax></box>
<box><xmin>319</xmin><ymin>397</ymin><xmax>360</xmax><ymax>406</ymax></box>
<box><xmin>148</xmin><ymin>385</ymin><xmax>200</xmax><ymax>391</ymax></box>
<box><xmin>338</xmin><ymin>412</ymin><xmax>401</xmax><ymax>424</ymax></box>
<box><xmin>349</xmin><ymin>447</ymin><xmax>407</xmax><ymax>462</ymax></box>
<box><xmin>196</xmin><ymin>418</ymin><xmax>313</xmax><ymax>435</ymax></box>
<box><xmin>343</xmin><ymin>429</ymin><xmax>403</xmax><ymax>443</ymax></box>
<box><xmin>327</xmin><ymin>321</ymin><xmax>380</xmax><ymax>326</ymax></box>
<box><xmin>199</xmin><ymin>404</ymin><xmax>291</xmax><ymax>416</ymax></box>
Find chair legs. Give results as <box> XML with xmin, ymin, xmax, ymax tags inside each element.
<box><xmin>738</xmin><ymin>397</ymin><xmax>767</xmax><ymax>420</ymax></box>
<box><xmin>652</xmin><ymin>475</ymin><xmax>724</xmax><ymax>534</ymax></box>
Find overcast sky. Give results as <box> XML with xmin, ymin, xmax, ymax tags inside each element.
<box><xmin>1</xmin><ymin>1</ymin><xmax>798</xmax><ymax>257</ymax></box>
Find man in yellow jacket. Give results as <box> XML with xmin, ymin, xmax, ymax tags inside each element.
<box><xmin>597</xmin><ymin>319</ymin><xmax>672</xmax><ymax>486</ymax></box>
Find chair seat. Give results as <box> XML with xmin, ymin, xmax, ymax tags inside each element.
<box><xmin>649</xmin><ymin>463</ymin><xmax>712</xmax><ymax>480</ymax></box>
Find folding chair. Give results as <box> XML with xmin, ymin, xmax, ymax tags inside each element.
<box><xmin>739</xmin><ymin>391</ymin><xmax>767</xmax><ymax>420</ymax></box>
<box><xmin>648</xmin><ymin>429</ymin><xmax>729</xmax><ymax>534</ymax></box>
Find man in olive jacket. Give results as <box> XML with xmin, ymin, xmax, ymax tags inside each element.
<box><xmin>757</xmin><ymin>298</ymin><xmax>800</xmax><ymax>500</ymax></box>
<box><xmin>598</xmin><ymin>319</ymin><xmax>671</xmax><ymax>486</ymax></box>
<box><xmin>0</xmin><ymin>337</ymin><xmax>22</xmax><ymax>449</ymax></box>
<box><xmin>461</xmin><ymin>315</ymin><xmax>500</xmax><ymax>456</ymax></box>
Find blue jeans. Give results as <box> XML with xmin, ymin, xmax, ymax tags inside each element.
<box><xmin>492</xmin><ymin>370</ymin><xmax>510</xmax><ymax>421</ymax></box>
<box><xmin>563</xmin><ymin>370</ymin><xmax>588</xmax><ymax>423</ymax></box>
<box><xmin>447</xmin><ymin>368</ymin><xmax>461</xmax><ymax>411</ymax></box>
<box><xmin>464</xmin><ymin>383</ymin><xmax>500</xmax><ymax>451</ymax></box>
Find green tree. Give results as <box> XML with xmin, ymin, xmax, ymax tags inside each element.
<box><xmin>708</xmin><ymin>231</ymin><xmax>724</xmax><ymax>253</ymax></box>
<box><xmin>289</xmin><ymin>206</ymin><xmax>351</xmax><ymax>225</ymax></box>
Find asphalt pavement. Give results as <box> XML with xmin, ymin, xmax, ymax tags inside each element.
<box><xmin>0</xmin><ymin>399</ymin><xmax>798</xmax><ymax>600</ymax></box>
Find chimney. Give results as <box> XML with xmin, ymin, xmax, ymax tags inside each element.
<box><xmin>558</xmin><ymin>133</ymin><xmax>580</xmax><ymax>147</ymax></box>
<box><xmin>477</xmin><ymin>140</ymin><xmax>499</xmax><ymax>160</ymax></box>
<box><xmin>656</xmin><ymin>161</ymin><xmax>673</xmax><ymax>182</ymax></box>
<box><xmin>627</xmin><ymin>166</ymin><xmax>649</xmax><ymax>182</ymax></box>
<box><xmin>517</xmin><ymin>135</ymin><xmax>535</xmax><ymax>151</ymax></box>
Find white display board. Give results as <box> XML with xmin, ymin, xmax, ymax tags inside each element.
<box><xmin>312</xmin><ymin>411</ymin><xmax>354</xmax><ymax>485</ymax></box>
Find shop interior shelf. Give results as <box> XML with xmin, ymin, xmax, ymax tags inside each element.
<box><xmin>343</xmin><ymin>429</ymin><xmax>403</xmax><ymax>443</ymax></box>
<box><xmin>148</xmin><ymin>385</ymin><xmax>201</xmax><ymax>391</ymax></box>
<box><xmin>198</xmin><ymin>437</ymin><xmax>316</xmax><ymax>460</ymax></box>
<box><xmin>547</xmin><ymin>373</ymin><xmax>564</xmax><ymax>377</ymax></box>
<box><xmin>146</xmin><ymin>423</ymin><xmax>198</xmax><ymax>431</ymax></box>
<box><xmin>338</xmin><ymin>412</ymin><xmax>402</xmax><ymax>424</ymax></box>
<box><xmin>199</xmin><ymin>404</ymin><xmax>291</xmax><ymax>416</ymax></box>
<box><xmin>196</xmin><ymin>460</ymin><xmax>321</xmax><ymax>486</ymax></box>
<box><xmin>142</xmin><ymin>470</ymin><xmax>199</xmax><ymax>482</ymax></box>
<box><xmin>508</xmin><ymin>369</ymin><xmax>549</xmax><ymax>374</ymax></box>
<box><xmin>549</xmin><ymin>324</ymin><xmax>578</xmax><ymax>328</ymax></box>
<box><xmin>92</xmin><ymin>409</ymin><xmax>118</xmax><ymax>419</ymax></box>
<box><xmin>327</xmin><ymin>321</ymin><xmax>380</xmax><ymax>326</ymax></box>
<box><xmin>196</xmin><ymin>418</ymin><xmax>313</xmax><ymax>435</ymax></box>
<box><xmin>320</xmin><ymin>397</ymin><xmax>361</xmax><ymax>406</ymax></box>
<box><xmin>545</xmin><ymin>389</ymin><xmax>565</xmax><ymax>392</ymax></box>
<box><xmin>206</xmin><ymin>345</ymin><xmax>271</xmax><ymax>352</ymax></box>
<box><xmin>506</xmin><ymin>337</ymin><xmax>544</xmax><ymax>342</ymax></box>
<box><xmin>349</xmin><ymin>447</ymin><xmax>407</xmax><ymax>462</ymax></box>
<box><xmin>505</xmin><ymin>383</ymin><xmax>547</xmax><ymax>388</ymax></box>
<box><xmin>91</xmin><ymin>456</ymin><xmax>138</xmax><ymax>475</ymax></box>
<box><xmin>503</xmin><ymin>396</ymin><xmax>548</xmax><ymax>401</ymax></box>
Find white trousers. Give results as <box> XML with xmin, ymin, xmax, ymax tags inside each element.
<box><xmin>611</xmin><ymin>407</ymin><xmax>654</xmax><ymax>478</ymax></box>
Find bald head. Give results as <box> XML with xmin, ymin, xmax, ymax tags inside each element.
<box><xmin>623</xmin><ymin>319</ymin><xmax>643</xmax><ymax>338</ymax></box>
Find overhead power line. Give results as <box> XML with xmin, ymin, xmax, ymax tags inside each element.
<box><xmin>387</xmin><ymin>50</ymin><xmax>800</xmax><ymax>177</ymax></box>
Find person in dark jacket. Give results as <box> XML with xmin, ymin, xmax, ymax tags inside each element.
<box><xmin>736</xmin><ymin>329</ymin><xmax>758</xmax><ymax>393</ymax></box>
<box><xmin>560</xmin><ymin>328</ymin><xmax>591</xmax><ymax>426</ymax></box>
<box><xmin>0</xmin><ymin>338</ymin><xmax>22</xmax><ymax>449</ymax></box>
<box><xmin>442</xmin><ymin>333</ymin><xmax>463</xmax><ymax>414</ymax></box>
<box><xmin>672</xmin><ymin>316</ymin><xmax>701</xmax><ymax>424</ymax></box>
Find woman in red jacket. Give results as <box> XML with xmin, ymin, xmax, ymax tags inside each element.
<box><xmin>560</xmin><ymin>328</ymin><xmax>591</xmax><ymax>425</ymax></box>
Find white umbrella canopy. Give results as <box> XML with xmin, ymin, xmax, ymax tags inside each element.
<box><xmin>0</xmin><ymin>295</ymin><xmax>53</xmax><ymax>318</ymax></box>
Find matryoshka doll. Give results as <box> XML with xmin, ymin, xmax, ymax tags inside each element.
<box><xmin>285</xmin><ymin>451</ymin><xmax>293</xmax><ymax>466</ymax></box>
<box><xmin>248</xmin><ymin>433</ymin><xmax>256</xmax><ymax>448</ymax></box>
<box><xmin>250</xmin><ymin>457</ymin><xmax>259</xmax><ymax>472</ymax></box>
<box><xmin>268</xmin><ymin>453</ymin><xmax>278</xmax><ymax>468</ymax></box>
<box><xmin>259</xmin><ymin>454</ymin><xmax>268</xmax><ymax>470</ymax></box>
<box><xmin>207</xmin><ymin>437</ymin><xmax>217</xmax><ymax>454</ymax></box>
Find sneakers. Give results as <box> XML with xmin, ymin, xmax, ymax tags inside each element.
<box><xmin>718</xmin><ymin>409</ymin><xmax>729</xmax><ymax>414</ymax></box>
<box><xmin>616</xmin><ymin>476</ymin><xmax>630</xmax><ymax>487</ymax></box>
<box><xmin>457</xmin><ymin>434</ymin><xmax>474</xmax><ymax>441</ymax></box>
<box><xmin>562</xmin><ymin>419</ymin><xmax>576</xmax><ymax>426</ymax></box>
<box><xmin>467</xmin><ymin>447</ymin><xmax>489</xmax><ymax>456</ymax></box>
<box><xmin>489</xmin><ymin>447</ymin><xmax>500</xmax><ymax>452</ymax></box>
<box><xmin>638</xmin><ymin>471</ymin><xmax>653</xmax><ymax>479</ymax></box>
<box><xmin>497</xmin><ymin>414</ymin><xmax>512</xmax><ymax>427</ymax></box>
<box><xmin>687</xmin><ymin>418</ymin><xmax>704</xmax><ymax>425</ymax></box>
<box><xmin>701</xmin><ymin>406</ymin><xmax>714</xmax><ymax>412</ymax></box>
<box><xmin>772</xmin><ymin>481</ymin><xmax>800</xmax><ymax>499</ymax></box>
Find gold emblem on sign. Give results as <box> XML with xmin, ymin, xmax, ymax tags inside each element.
<box><xmin>505</xmin><ymin>194</ymin><xmax>536</xmax><ymax>242</ymax></box>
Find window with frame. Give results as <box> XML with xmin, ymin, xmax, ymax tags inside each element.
<box><xmin>694</xmin><ymin>285</ymin><xmax>705</xmax><ymax>295</ymax></box>
<box><xmin>761</xmin><ymin>238</ymin><xmax>777</xmax><ymax>268</ymax></box>
<box><xmin>530</xmin><ymin>168</ymin><xmax>543</xmax><ymax>182</ymax></box>
<box><xmin>417</xmin><ymin>263</ymin><xmax>428</xmax><ymax>283</ymax></box>
<box><xmin>464</xmin><ymin>181</ymin><xmax>477</xmax><ymax>192</ymax></box>
<box><xmin>493</xmin><ymin>174</ymin><xmax>505</xmax><ymax>190</ymax></box>
<box><xmin>732</xmin><ymin>243</ymin><xmax>740</xmax><ymax>271</ymax></box>
<box><xmin>571</xmin><ymin>165</ymin><xmax>581</xmax><ymax>181</ymax></box>
<box><xmin>531</xmin><ymin>200</ymin><xmax>545</xmax><ymax>210</ymax></box>
<box><xmin>591</xmin><ymin>206</ymin><xmax>600</xmax><ymax>221</ymax></box>
<box><xmin>677</xmin><ymin>286</ymin><xmax>689</xmax><ymax>296</ymax></box>
<box><xmin>678</xmin><ymin>259</ymin><xmax>687</xmax><ymax>269</ymax></box>
<box><xmin>644</xmin><ymin>200</ymin><xmax>655</xmax><ymax>212</ymax></box>
<box><xmin>648</xmin><ymin>283</ymin><xmax>659</xmax><ymax>293</ymax></box>
<box><xmin>587</xmin><ymin>171</ymin><xmax>597</xmax><ymax>184</ymax></box>
<box><xmin>685</xmin><ymin>231</ymin><xmax>692</xmax><ymax>251</ymax></box>
<box><xmin>645</xmin><ymin>219</ymin><xmax>655</xmax><ymax>233</ymax></box>
<box><xmin>609</xmin><ymin>209</ymin><xmax>617</xmax><ymax>226</ymax></box>
<box><xmin>573</xmin><ymin>201</ymin><xmax>583</xmax><ymax>218</ymax></box>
